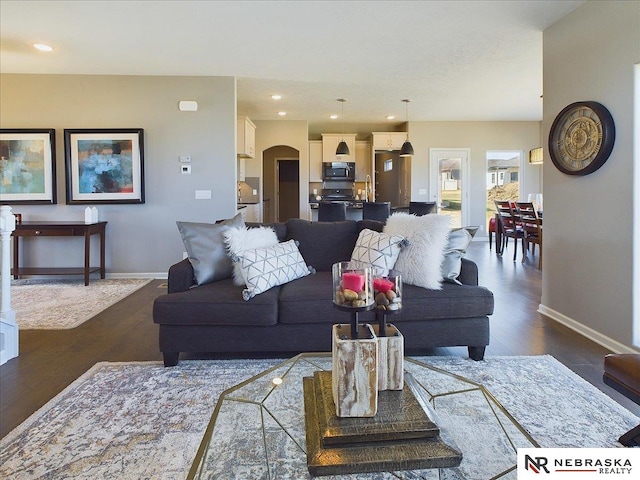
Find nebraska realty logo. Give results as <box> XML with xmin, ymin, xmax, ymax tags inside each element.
<box><xmin>518</xmin><ymin>449</ymin><xmax>639</xmax><ymax>479</ymax></box>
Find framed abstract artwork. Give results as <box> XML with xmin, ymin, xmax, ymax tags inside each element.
<box><xmin>64</xmin><ymin>128</ymin><xmax>145</xmax><ymax>204</ymax></box>
<box><xmin>0</xmin><ymin>128</ymin><xmax>57</xmax><ymax>204</ymax></box>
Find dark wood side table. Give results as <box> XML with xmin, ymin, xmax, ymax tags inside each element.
<box><xmin>12</xmin><ymin>221</ymin><xmax>107</xmax><ymax>286</ymax></box>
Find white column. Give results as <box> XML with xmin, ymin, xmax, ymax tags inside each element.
<box><xmin>0</xmin><ymin>205</ymin><xmax>18</xmax><ymax>365</ymax></box>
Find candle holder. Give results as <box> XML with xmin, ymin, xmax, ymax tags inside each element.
<box><xmin>373</xmin><ymin>269</ymin><xmax>402</xmax><ymax>336</ymax></box>
<box><xmin>332</xmin><ymin>261</ymin><xmax>374</xmax><ymax>338</ymax></box>
<box><xmin>373</xmin><ymin>269</ymin><xmax>404</xmax><ymax>391</ymax></box>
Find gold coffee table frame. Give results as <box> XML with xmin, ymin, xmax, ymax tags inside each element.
<box><xmin>188</xmin><ymin>354</ymin><xmax>539</xmax><ymax>479</ymax></box>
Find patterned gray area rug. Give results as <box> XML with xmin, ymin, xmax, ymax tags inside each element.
<box><xmin>10</xmin><ymin>278</ymin><xmax>153</xmax><ymax>329</ymax></box>
<box><xmin>0</xmin><ymin>356</ymin><xmax>637</xmax><ymax>479</ymax></box>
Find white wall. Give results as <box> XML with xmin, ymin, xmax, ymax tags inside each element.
<box><xmin>0</xmin><ymin>74</ymin><xmax>237</xmax><ymax>276</ymax></box>
<box><xmin>408</xmin><ymin>121</ymin><xmax>542</xmax><ymax>234</ymax></box>
<box><xmin>252</xmin><ymin>120</ymin><xmax>310</xmax><ymax>220</ymax></box>
<box><xmin>542</xmin><ymin>1</ymin><xmax>640</xmax><ymax>352</ymax></box>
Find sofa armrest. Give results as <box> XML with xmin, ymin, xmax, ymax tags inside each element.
<box><xmin>458</xmin><ymin>258</ymin><xmax>478</xmax><ymax>286</ymax></box>
<box><xmin>168</xmin><ymin>258</ymin><xmax>196</xmax><ymax>293</ymax></box>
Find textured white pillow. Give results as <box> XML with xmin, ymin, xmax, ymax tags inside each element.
<box><xmin>383</xmin><ymin>212</ymin><xmax>451</xmax><ymax>290</ymax></box>
<box><xmin>350</xmin><ymin>229</ymin><xmax>406</xmax><ymax>276</ymax></box>
<box><xmin>236</xmin><ymin>240</ymin><xmax>312</xmax><ymax>300</ymax></box>
<box><xmin>223</xmin><ymin>226</ymin><xmax>279</xmax><ymax>285</ymax></box>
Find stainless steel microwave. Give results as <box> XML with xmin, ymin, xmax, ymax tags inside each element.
<box><xmin>322</xmin><ymin>162</ymin><xmax>355</xmax><ymax>181</ymax></box>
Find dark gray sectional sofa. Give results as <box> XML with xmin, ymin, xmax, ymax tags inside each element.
<box><xmin>153</xmin><ymin>218</ymin><xmax>494</xmax><ymax>366</ymax></box>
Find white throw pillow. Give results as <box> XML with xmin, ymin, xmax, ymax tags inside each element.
<box><xmin>223</xmin><ymin>226</ymin><xmax>279</xmax><ymax>285</ymax></box>
<box><xmin>383</xmin><ymin>212</ymin><xmax>451</xmax><ymax>290</ymax></box>
<box><xmin>235</xmin><ymin>240</ymin><xmax>312</xmax><ymax>300</ymax></box>
<box><xmin>350</xmin><ymin>229</ymin><xmax>406</xmax><ymax>276</ymax></box>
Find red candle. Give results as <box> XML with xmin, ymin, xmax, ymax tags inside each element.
<box><xmin>342</xmin><ymin>272</ymin><xmax>365</xmax><ymax>292</ymax></box>
<box><xmin>373</xmin><ymin>278</ymin><xmax>394</xmax><ymax>293</ymax></box>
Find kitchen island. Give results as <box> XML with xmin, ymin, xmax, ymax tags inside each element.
<box><xmin>309</xmin><ymin>201</ymin><xmax>363</xmax><ymax>221</ymax></box>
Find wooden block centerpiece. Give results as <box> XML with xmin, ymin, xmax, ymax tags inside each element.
<box><xmin>332</xmin><ymin>323</ymin><xmax>378</xmax><ymax>417</ymax></box>
<box><xmin>372</xmin><ymin>323</ymin><xmax>404</xmax><ymax>391</ymax></box>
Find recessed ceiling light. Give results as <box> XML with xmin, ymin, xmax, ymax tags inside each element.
<box><xmin>278</xmin><ymin>111</ymin><xmax>287</xmax><ymax>116</ymax></box>
<box><xmin>386</xmin><ymin>115</ymin><xmax>395</xmax><ymax>120</ymax></box>
<box><xmin>33</xmin><ymin>43</ymin><xmax>54</xmax><ymax>52</ymax></box>
<box><xmin>271</xmin><ymin>94</ymin><xmax>282</xmax><ymax>100</ymax></box>
<box><xmin>329</xmin><ymin>114</ymin><xmax>338</xmax><ymax>120</ymax></box>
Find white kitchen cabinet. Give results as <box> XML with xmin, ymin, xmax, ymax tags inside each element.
<box><xmin>237</xmin><ymin>157</ymin><xmax>246</xmax><ymax>181</ymax></box>
<box><xmin>372</xmin><ymin>132</ymin><xmax>407</xmax><ymax>151</ymax></box>
<box><xmin>237</xmin><ymin>116</ymin><xmax>256</xmax><ymax>158</ymax></box>
<box><xmin>322</xmin><ymin>133</ymin><xmax>356</xmax><ymax>163</ymax></box>
<box><xmin>308</xmin><ymin>140</ymin><xmax>323</xmax><ymax>182</ymax></box>
<box><xmin>238</xmin><ymin>203</ymin><xmax>260</xmax><ymax>222</ymax></box>
<box><xmin>355</xmin><ymin>141</ymin><xmax>371</xmax><ymax>181</ymax></box>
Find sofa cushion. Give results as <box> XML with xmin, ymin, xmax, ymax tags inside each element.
<box><xmin>224</xmin><ymin>225</ymin><xmax>279</xmax><ymax>285</ymax></box>
<box><xmin>383</xmin><ymin>212</ymin><xmax>451</xmax><ymax>290</ymax></box>
<box><xmin>441</xmin><ymin>226</ymin><xmax>477</xmax><ymax>285</ymax></box>
<box><xmin>176</xmin><ymin>213</ymin><xmax>244</xmax><ymax>286</ymax></box>
<box><xmin>395</xmin><ymin>283</ymin><xmax>494</xmax><ymax>321</ymax></box>
<box><xmin>350</xmin><ymin>228</ymin><xmax>406</xmax><ymax>275</ymax></box>
<box><xmin>278</xmin><ymin>272</ymin><xmax>338</xmax><ymax>325</ymax></box>
<box><xmin>285</xmin><ymin>219</ymin><xmax>358</xmax><ymax>272</ymax></box>
<box><xmin>235</xmin><ymin>239</ymin><xmax>312</xmax><ymax>300</ymax></box>
<box><xmin>152</xmin><ymin>278</ymin><xmax>279</xmax><ymax>326</ymax></box>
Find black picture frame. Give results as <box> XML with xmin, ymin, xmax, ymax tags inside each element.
<box><xmin>0</xmin><ymin>128</ymin><xmax>57</xmax><ymax>204</ymax></box>
<box><xmin>64</xmin><ymin>128</ymin><xmax>145</xmax><ymax>204</ymax></box>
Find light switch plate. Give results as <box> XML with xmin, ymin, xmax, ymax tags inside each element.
<box><xmin>179</xmin><ymin>155</ymin><xmax>191</xmax><ymax>163</ymax></box>
<box><xmin>195</xmin><ymin>190</ymin><xmax>212</xmax><ymax>199</ymax></box>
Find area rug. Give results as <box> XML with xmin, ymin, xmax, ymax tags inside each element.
<box><xmin>10</xmin><ymin>278</ymin><xmax>153</xmax><ymax>329</ymax></box>
<box><xmin>0</xmin><ymin>356</ymin><xmax>637</xmax><ymax>479</ymax></box>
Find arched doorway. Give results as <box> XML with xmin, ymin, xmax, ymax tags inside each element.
<box><xmin>262</xmin><ymin>145</ymin><xmax>300</xmax><ymax>223</ymax></box>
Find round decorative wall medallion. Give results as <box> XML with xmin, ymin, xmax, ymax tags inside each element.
<box><xmin>548</xmin><ymin>101</ymin><xmax>615</xmax><ymax>176</ymax></box>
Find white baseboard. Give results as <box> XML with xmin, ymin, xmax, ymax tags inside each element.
<box><xmin>105</xmin><ymin>273</ymin><xmax>167</xmax><ymax>280</ymax></box>
<box><xmin>538</xmin><ymin>303</ymin><xmax>640</xmax><ymax>354</ymax></box>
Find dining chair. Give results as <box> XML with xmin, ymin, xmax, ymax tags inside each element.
<box><xmin>318</xmin><ymin>201</ymin><xmax>347</xmax><ymax>222</ymax></box>
<box><xmin>494</xmin><ymin>199</ymin><xmax>524</xmax><ymax>261</ymax></box>
<box><xmin>362</xmin><ymin>201</ymin><xmax>391</xmax><ymax>223</ymax></box>
<box><xmin>515</xmin><ymin>201</ymin><xmax>542</xmax><ymax>269</ymax></box>
<box><xmin>409</xmin><ymin>201</ymin><xmax>436</xmax><ymax>216</ymax></box>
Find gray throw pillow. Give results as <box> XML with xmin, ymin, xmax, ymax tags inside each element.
<box><xmin>176</xmin><ymin>213</ymin><xmax>245</xmax><ymax>285</ymax></box>
<box><xmin>441</xmin><ymin>226</ymin><xmax>477</xmax><ymax>285</ymax></box>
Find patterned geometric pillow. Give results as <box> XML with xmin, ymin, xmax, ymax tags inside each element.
<box><xmin>223</xmin><ymin>226</ymin><xmax>280</xmax><ymax>286</ymax></box>
<box><xmin>233</xmin><ymin>240</ymin><xmax>313</xmax><ymax>300</ymax></box>
<box><xmin>350</xmin><ymin>228</ymin><xmax>407</xmax><ymax>276</ymax></box>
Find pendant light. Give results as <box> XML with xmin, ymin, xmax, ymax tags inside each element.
<box><xmin>399</xmin><ymin>99</ymin><xmax>415</xmax><ymax>157</ymax></box>
<box><xmin>336</xmin><ymin>98</ymin><xmax>350</xmax><ymax>156</ymax></box>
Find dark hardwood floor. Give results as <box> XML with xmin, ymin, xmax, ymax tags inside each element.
<box><xmin>1</xmin><ymin>239</ymin><xmax>638</xmax><ymax>439</ymax></box>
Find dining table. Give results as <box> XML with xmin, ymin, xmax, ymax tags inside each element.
<box><xmin>493</xmin><ymin>210</ymin><xmax>542</xmax><ymax>256</ymax></box>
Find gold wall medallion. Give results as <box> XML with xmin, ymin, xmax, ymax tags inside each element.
<box><xmin>548</xmin><ymin>101</ymin><xmax>615</xmax><ymax>176</ymax></box>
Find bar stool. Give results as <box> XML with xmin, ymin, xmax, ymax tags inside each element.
<box><xmin>318</xmin><ymin>202</ymin><xmax>347</xmax><ymax>222</ymax></box>
<box><xmin>409</xmin><ymin>202</ymin><xmax>436</xmax><ymax>216</ymax></box>
<box><xmin>362</xmin><ymin>202</ymin><xmax>391</xmax><ymax>223</ymax></box>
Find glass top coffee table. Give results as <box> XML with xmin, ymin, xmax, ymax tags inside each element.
<box><xmin>188</xmin><ymin>354</ymin><xmax>539</xmax><ymax>479</ymax></box>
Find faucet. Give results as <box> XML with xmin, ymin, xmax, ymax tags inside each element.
<box><xmin>364</xmin><ymin>174</ymin><xmax>372</xmax><ymax>202</ymax></box>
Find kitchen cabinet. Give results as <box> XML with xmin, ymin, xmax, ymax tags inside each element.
<box><xmin>355</xmin><ymin>141</ymin><xmax>371</xmax><ymax>181</ymax></box>
<box><xmin>238</xmin><ymin>203</ymin><xmax>260</xmax><ymax>222</ymax></box>
<box><xmin>237</xmin><ymin>157</ymin><xmax>245</xmax><ymax>181</ymax></box>
<box><xmin>321</xmin><ymin>133</ymin><xmax>356</xmax><ymax>163</ymax></box>
<box><xmin>308</xmin><ymin>140</ymin><xmax>323</xmax><ymax>182</ymax></box>
<box><xmin>237</xmin><ymin>116</ymin><xmax>256</xmax><ymax>158</ymax></box>
<box><xmin>372</xmin><ymin>132</ymin><xmax>407</xmax><ymax>151</ymax></box>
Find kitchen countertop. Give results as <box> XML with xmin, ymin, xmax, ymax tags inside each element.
<box><xmin>309</xmin><ymin>201</ymin><xmax>363</xmax><ymax>209</ymax></box>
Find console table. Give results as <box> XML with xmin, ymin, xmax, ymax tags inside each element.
<box><xmin>12</xmin><ymin>221</ymin><xmax>107</xmax><ymax>286</ymax></box>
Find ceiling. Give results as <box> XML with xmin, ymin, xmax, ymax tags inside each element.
<box><xmin>0</xmin><ymin>0</ymin><xmax>585</xmax><ymax>137</ymax></box>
